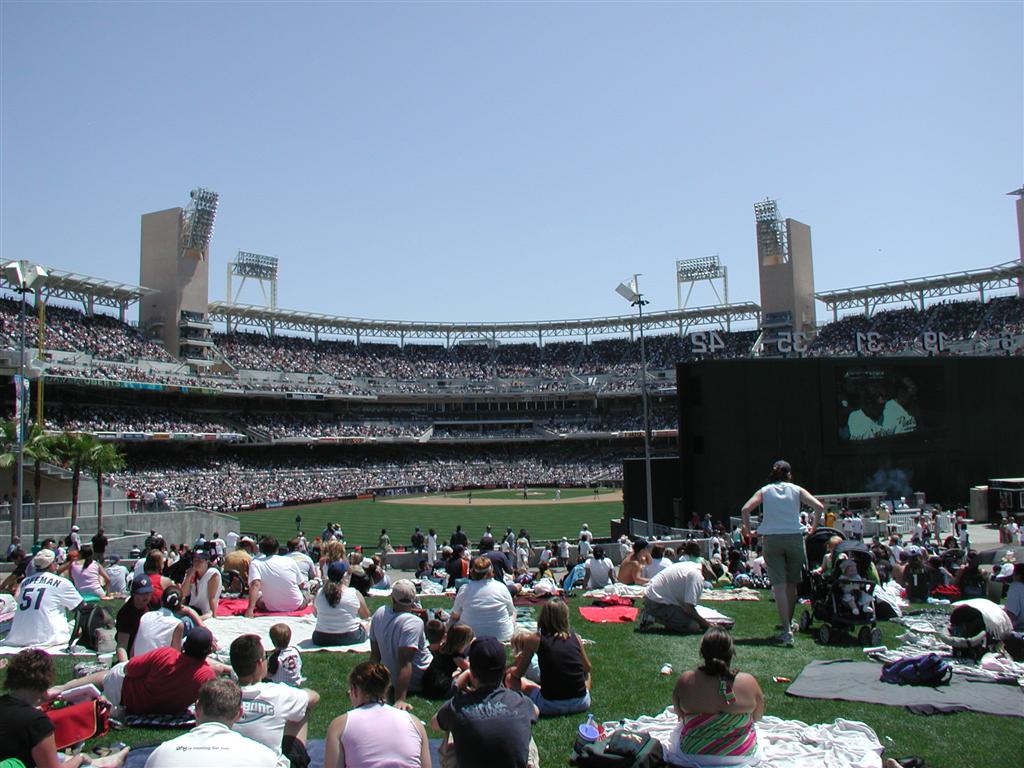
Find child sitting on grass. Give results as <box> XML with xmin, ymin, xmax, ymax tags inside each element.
<box><xmin>421</xmin><ymin>623</ymin><xmax>474</xmax><ymax>698</ymax></box>
<box><xmin>425</xmin><ymin>618</ymin><xmax>446</xmax><ymax>656</ymax></box>
<box><xmin>508</xmin><ymin>628</ymin><xmax>541</xmax><ymax>685</ymax></box>
<box><xmin>266</xmin><ymin>622</ymin><xmax>304</xmax><ymax>686</ymax></box>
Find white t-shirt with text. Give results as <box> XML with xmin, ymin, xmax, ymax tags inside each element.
<box><xmin>6</xmin><ymin>571</ymin><xmax>83</xmax><ymax>646</ymax></box>
<box><xmin>144</xmin><ymin>721</ymin><xmax>278</xmax><ymax>768</ymax></box>
<box><xmin>236</xmin><ymin>681</ymin><xmax>309</xmax><ymax>768</ymax></box>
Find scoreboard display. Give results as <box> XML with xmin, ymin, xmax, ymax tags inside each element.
<box><xmin>676</xmin><ymin>356</ymin><xmax>1024</xmax><ymax>520</ymax></box>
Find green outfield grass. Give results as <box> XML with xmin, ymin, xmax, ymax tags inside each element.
<box><xmin>53</xmin><ymin>594</ymin><xmax>1015</xmax><ymax>768</ymax></box>
<box><xmin>446</xmin><ymin>488</ymin><xmax>615</xmax><ymax>501</ymax></box>
<box><xmin>234</xmin><ymin>489</ymin><xmax>622</xmax><ymax>551</ymax></box>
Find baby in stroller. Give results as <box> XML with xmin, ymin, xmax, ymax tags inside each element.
<box><xmin>837</xmin><ymin>554</ymin><xmax>875</xmax><ymax>616</ymax></box>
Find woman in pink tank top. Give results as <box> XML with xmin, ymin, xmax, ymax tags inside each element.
<box><xmin>59</xmin><ymin>544</ymin><xmax>108</xmax><ymax>598</ymax></box>
<box><xmin>323</xmin><ymin>661</ymin><xmax>430</xmax><ymax>768</ymax></box>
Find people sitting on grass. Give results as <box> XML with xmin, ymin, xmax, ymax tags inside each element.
<box><xmin>113</xmin><ymin>574</ymin><xmax>157</xmax><ymax>661</ymax></box>
<box><xmin>132</xmin><ymin>586</ymin><xmax>203</xmax><ymax>656</ymax></box>
<box><xmin>313</xmin><ymin>561</ymin><xmax>370</xmax><ymax>647</ymax></box>
<box><xmin>618</xmin><ymin>539</ymin><xmax>652</xmax><ymax>586</ymax></box>
<box><xmin>230</xmin><ymin>634</ymin><xmax>320</xmax><ymax>768</ymax></box>
<box><xmin>643</xmin><ymin>543</ymin><xmax>673</xmax><ymax>580</ymax></box>
<box><xmin>637</xmin><ymin>560</ymin><xmax>711</xmax><ymax>635</ymax></box>
<box><xmin>223</xmin><ymin>536</ymin><xmax>256</xmax><ymax>592</ymax></box>
<box><xmin>59</xmin><ymin>544</ymin><xmax>109</xmax><ymax>598</ymax></box>
<box><xmin>246</xmin><ymin>536</ymin><xmax>309</xmax><ymax>617</ymax></box>
<box><xmin>143</xmin><ymin>678</ymin><xmax>279</xmax><ymax>768</ymax></box>
<box><xmin>449</xmin><ymin>556</ymin><xmax>516</xmax><ymax>642</ymax></box>
<box><xmin>318</xmin><ymin>539</ymin><xmax>347</xmax><ymax>582</ymax></box>
<box><xmin>431</xmin><ymin>636</ymin><xmax>540</xmax><ymax>768</ymax></box>
<box><xmin>369</xmin><ymin>579</ymin><xmax>433</xmax><ymax>710</ymax></box>
<box><xmin>0</xmin><ymin>648</ymin><xmax>128</xmax><ymax>768</ymax></box>
<box><xmin>323</xmin><ymin>661</ymin><xmax>431</xmax><ymax>768</ymax></box>
<box><xmin>105</xmin><ymin>554</ymin><xmax>131</xmax><ymax>594</ymax></box>
<box><xmin>669</xmin><ymin>627</ymin><xmax>764</xmax><ymax>767</ymax></box>
<box><xmin>50</xmin><ymin>626</ymin><xmax>224</xmax><ymax>717</ymax></box>
<box><xmin>141</xmin><ymin>550</ymin><xmax>173</xmax><ymax>608</ymax></box>
<box><xmin>4</xmin><ymin>549</ymin><xmax>83</xmax><ymax>648</ymax></box>
<box><xmin>421</xmin><ymin>623</ymin><xmax>474</xmax><ymax>699</ymax></box>
<box><xmin>507</xmin><ymin>598</ymin><xmax>592</xmax><ymax>716</ymax></box>
<box><xmin>584</xmin><ymin>546</ymin><xmax>615</xmax><ymax>589</ymax></box>
<box><xmin>180</xmin><ymin>549</ymin><xmax>221</xmax><ymax>620</ymax></box>
<box><xmin>479</xmin><ymin>536</ymin><xmax>515</xmax><ymax>581</ymax></box>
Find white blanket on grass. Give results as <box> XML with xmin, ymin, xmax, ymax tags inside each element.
<box><xmin>602</xmin><ymin>708</ymin><xmax>883</xmax><ymax>768</ymax></box>
<box><xmin>205</xmin><ymin>615</ymin><xmax>371</xmax><ymax>654</ymax></box>
<box><xmin>0</xmin><ymin>641</ymin><xmax>96</xmax><ymax>657</ymax></box>
<box><xmin>584</xmin><ymin>584</ymin><xmax>760</xmax><ymax>602</ymax></box>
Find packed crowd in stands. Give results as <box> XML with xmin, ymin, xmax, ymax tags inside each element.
<box><xmin>110</xmin><ymin>447</ymin><xmax>627</xmax><ymax>511</ymax></box>
<box><xmin>6</xmin><ymin>294</ymin><xmax>1024</xmax><ymax>399</ymax></box>
<box><xmin>242</xmin><ymin>413</ymin><xmax>426</xmax><ymax>439</ymax></box>
<box><xmin>45</xmin><ymin>405</ymin><xmax>236</xmax><ymax>434</ymax></box>
<box><xmin>0</xmin><ymin>298</ymin><xmax>172</xmax><ymax>362</ymax></box>
<box><xmin>807</xmin><ymin>297</ymin><xmax>1024</xmax><ymax>356</ymax></box>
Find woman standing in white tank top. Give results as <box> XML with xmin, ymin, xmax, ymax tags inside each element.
<box><xmin>740</xmin><ymin>460</ymin><xmax>824</xmax><ymax>647</ymax></box>
<box><xmin>323</xmin><ymin>661</ymin><xmax>429</xmax><ymax>768</ymax></box>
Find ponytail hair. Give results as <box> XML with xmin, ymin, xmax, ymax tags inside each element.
<box><xmin>323</xmin><ymin>579</ymin><xmax>343</xmax><ymax>608</ymax></box>
<box><xmin>79</xmin><ymin>545</ymin><xmax>95</xmax><ymax>570</ymax></box>
<box><xmin>162</xmin><ymin>586</ymin><xmax>182</xmax><ymax>611</ymax></box>
<box><xmin>698</xmin><ymin>627</ymin><xmax>737</xmax><ymax>683</ymax></box>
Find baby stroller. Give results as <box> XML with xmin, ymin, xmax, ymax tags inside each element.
<box><xmin>941</xmin><ymin>598</ymin><xmax>1012</xmax><ymax>662</ymax></box>
<box><xmin>799</xmin><ymin>539</ymin><xmax>883</xmax><ymax>647</ymax></box>
<box><xmin>799</xmin><ymin>527</ymin><xmax>844</xmax><ymax>598</ymax></box>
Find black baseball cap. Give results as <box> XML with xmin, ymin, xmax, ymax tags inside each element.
<box><xmin>131</xmin><ymin>574</ymin><xmax>154</xmax><ymax>595</ymax></box>
<box><xmin>469</xmin><ymin>636</ymin><xmax>507</xmax><ymax>678</ymax></box>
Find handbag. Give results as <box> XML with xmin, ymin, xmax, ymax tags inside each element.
<box><xmin>42</xmin><ymin>698</ymin><xmax>111</xmax><ymax>749</ymax></box>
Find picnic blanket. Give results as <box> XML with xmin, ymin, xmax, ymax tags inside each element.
<box><xmin>583</xmin><ymin>584</ymin><xmax>761</xmax><ymax>602</ymax></box>
<box><xmin>579</xmin><ymin>605</ymin><xmax>639</xmax><ymax>623</ymax></box>
<box><xmin>787</xmin><ymin>659</ymin><xmax>1024</xmax><ymax>717</ymax></box>
<box><xmin>866</xmin><ymin>609</ymin><xmax>1024</xmax><ymax>684</ymax></box>
<box><xmin>215</xmin><ymin>598</ymin><xmax>315</xmax><ymax>617</ymax></box>
<box><xmin>0</xmin><ymin>640</ymin><xmax>95</xmax><ymax>657</ymax></box>
<box><xmin>600</xmin><ymin>707</ymin><xmax>883</xmax><ymax>768</ymax></box>
<box><xmin>125</xmin><ymin>739</ymin><xmax>449</xmax><ymax>768</ymax></box>
<box><xmin>578</xmin><ymin>604</ymin><xmax>734</xmax><ymax>627</ymax></box>
<box><xmin>206</xmin><ymin>615</ymin><xmax>371</xmax><ymax>654</ymax></box>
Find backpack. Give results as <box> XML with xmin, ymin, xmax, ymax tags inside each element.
<box><xmin>880</xmin><ymin>653</ymin><xmax>953</xmax><ymax>686</ymax></box>
<box><xmin>69</xmin><ymin>602</ymin><xmax>116</xmax><ymax>653</ymax></box>
<box><xmin>571</xmin><ymin>730</ymin><xmax>665</xmax><ymax>768</ymax></box>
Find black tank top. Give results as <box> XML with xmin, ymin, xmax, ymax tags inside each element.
<box><xmin>538</xmin><ymin>632</ymin><xmax>587</xmax><ymax>701</ymax></box>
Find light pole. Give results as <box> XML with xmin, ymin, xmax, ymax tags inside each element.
<box><xmin>3</xmin><ymin>261</ymin><xmax>48</xmax><ymax>543</ymax></box>
<box><xmin>615</xmin><ymin>275</ymin><xmax>654</xmax><ymax>537</ymax></box>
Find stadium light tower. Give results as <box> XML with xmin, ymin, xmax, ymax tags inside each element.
<box><xmin>615</xmin><ymin>275</ymin><xmax>654</xmax><ymax>538</ymax></box>
<box><xmin>2</xmin><ymin>260</ymin><xmax>48</xmax><ymax>543</ymax></box>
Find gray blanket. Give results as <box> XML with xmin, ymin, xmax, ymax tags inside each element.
<box><xmin>786</xmin><ymin>659</ymin><xmax>1024</xmax><ymax>717</ymax></box>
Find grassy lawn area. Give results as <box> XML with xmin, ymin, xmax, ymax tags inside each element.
<box><xmin>234</xmin><ymin>490</ymin><xmax>622</xmax><ymax>551</ymax></box>
<box><xmin>53</xmin><ymin>593</ymin><xmax>1017</xmax><ymax>768</ymax></box>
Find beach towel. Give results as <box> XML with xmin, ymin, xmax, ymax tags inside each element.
<box><xmin>579</xmin><ymin>605</ymin><xmax>640</xmax><ymax>623</ymax></box>
<box><xmin>215</xmin><ymin>598</ymin><xmax>315</xmax><ymax>617</ymax></box>
<box><xmin>206</xmin><ymin>615</ymin><xmax>371</xmax><ymax>654</ymax></box>
<box><xmin>598</xmin><ymin>707</ymin><xmax>883</xmax><ymax>768</ymax></box>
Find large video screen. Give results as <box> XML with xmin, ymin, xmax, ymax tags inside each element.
<box><xmin>834</xmin><ymin>363</ymin><xmax>945</xmax><ymax>443</ymax></box>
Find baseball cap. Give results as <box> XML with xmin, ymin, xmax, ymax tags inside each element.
<box><xmin>32</xmin><ymin>549</ymin><xmax>56</xmax><ymax>570</ymax></box>
<box><xmin>327</xmin><ymin>561</ymin><xmax>349</xmax><ymax>581</ymax></box>
<box><xmin>193</xmin><ymin>549</ymin><xmax>212</xmax><ymax>560</ymax></box>
<box><xmin>71</xmin><ymin>525</ymin><xmax>80</xmax><ymax>532</ymax></box>
<box><xmin>469</xmin><ymin>636</ymin><xmax>507</xmax><ymax>678</ymax></box>
<box><xmin>182</xmin><ymin>626</ymin><xmax>214</xmax><ymax>658</ymax></box>
<box><xmin>131</xmin><ymin>574</ymin><xmax>154</xmax><ymax>595</ymax></box>
<box><xmin>391</xmin><ymin>579</ymin><xmax>418</xmax><ymax>606</ymax></box>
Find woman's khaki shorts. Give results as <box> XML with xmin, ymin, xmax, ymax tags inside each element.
<box><xmin>762</xmin><ymin>533</ymin><xmax>807</xmax><ymax>585</ymax></box>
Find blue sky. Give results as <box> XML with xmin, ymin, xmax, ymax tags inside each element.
<box><xmin>1</xmin><ymin>2</ymin><xmax>1021</xmax><ymax>326</ymax></box>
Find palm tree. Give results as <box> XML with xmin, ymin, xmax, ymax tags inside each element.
<box><xmin>89</xmin><ymin>441</ymin><xmax>126</xmax><ymax>530</ymax></box>
<box><xmin>24</xmin><ymin>425</ymin><xmax>56</xmax><ymax>545</ymax></box>
<box><xmin>52</xmin><ymin>432</ymin><xmax>99</xmax><ymax>527</ymax></box>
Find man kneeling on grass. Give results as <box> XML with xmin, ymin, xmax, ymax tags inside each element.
<box><xmin>431</xmin><ymin>636</ymin><xmax>540</xmax><ymax>768</ymax></box>
<box><xmin>229</xmin><ymin>634</ymin><xmax>320</xmax><ymax>768</ymax></box>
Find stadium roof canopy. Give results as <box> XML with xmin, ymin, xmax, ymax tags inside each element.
<box><xmin>815</xmin><ymin>261</ymin><xmax>1024</xmax><ymax>319</ymax></box>
<box><xmin>207</xmin><ymin>300</ymin><xmax>762</xmax><ymax>343</ymax></box>
<box><xmin>0</xmin><ymin>268</ymin><xmax>153</xmax><ymax>311</ymax></box>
